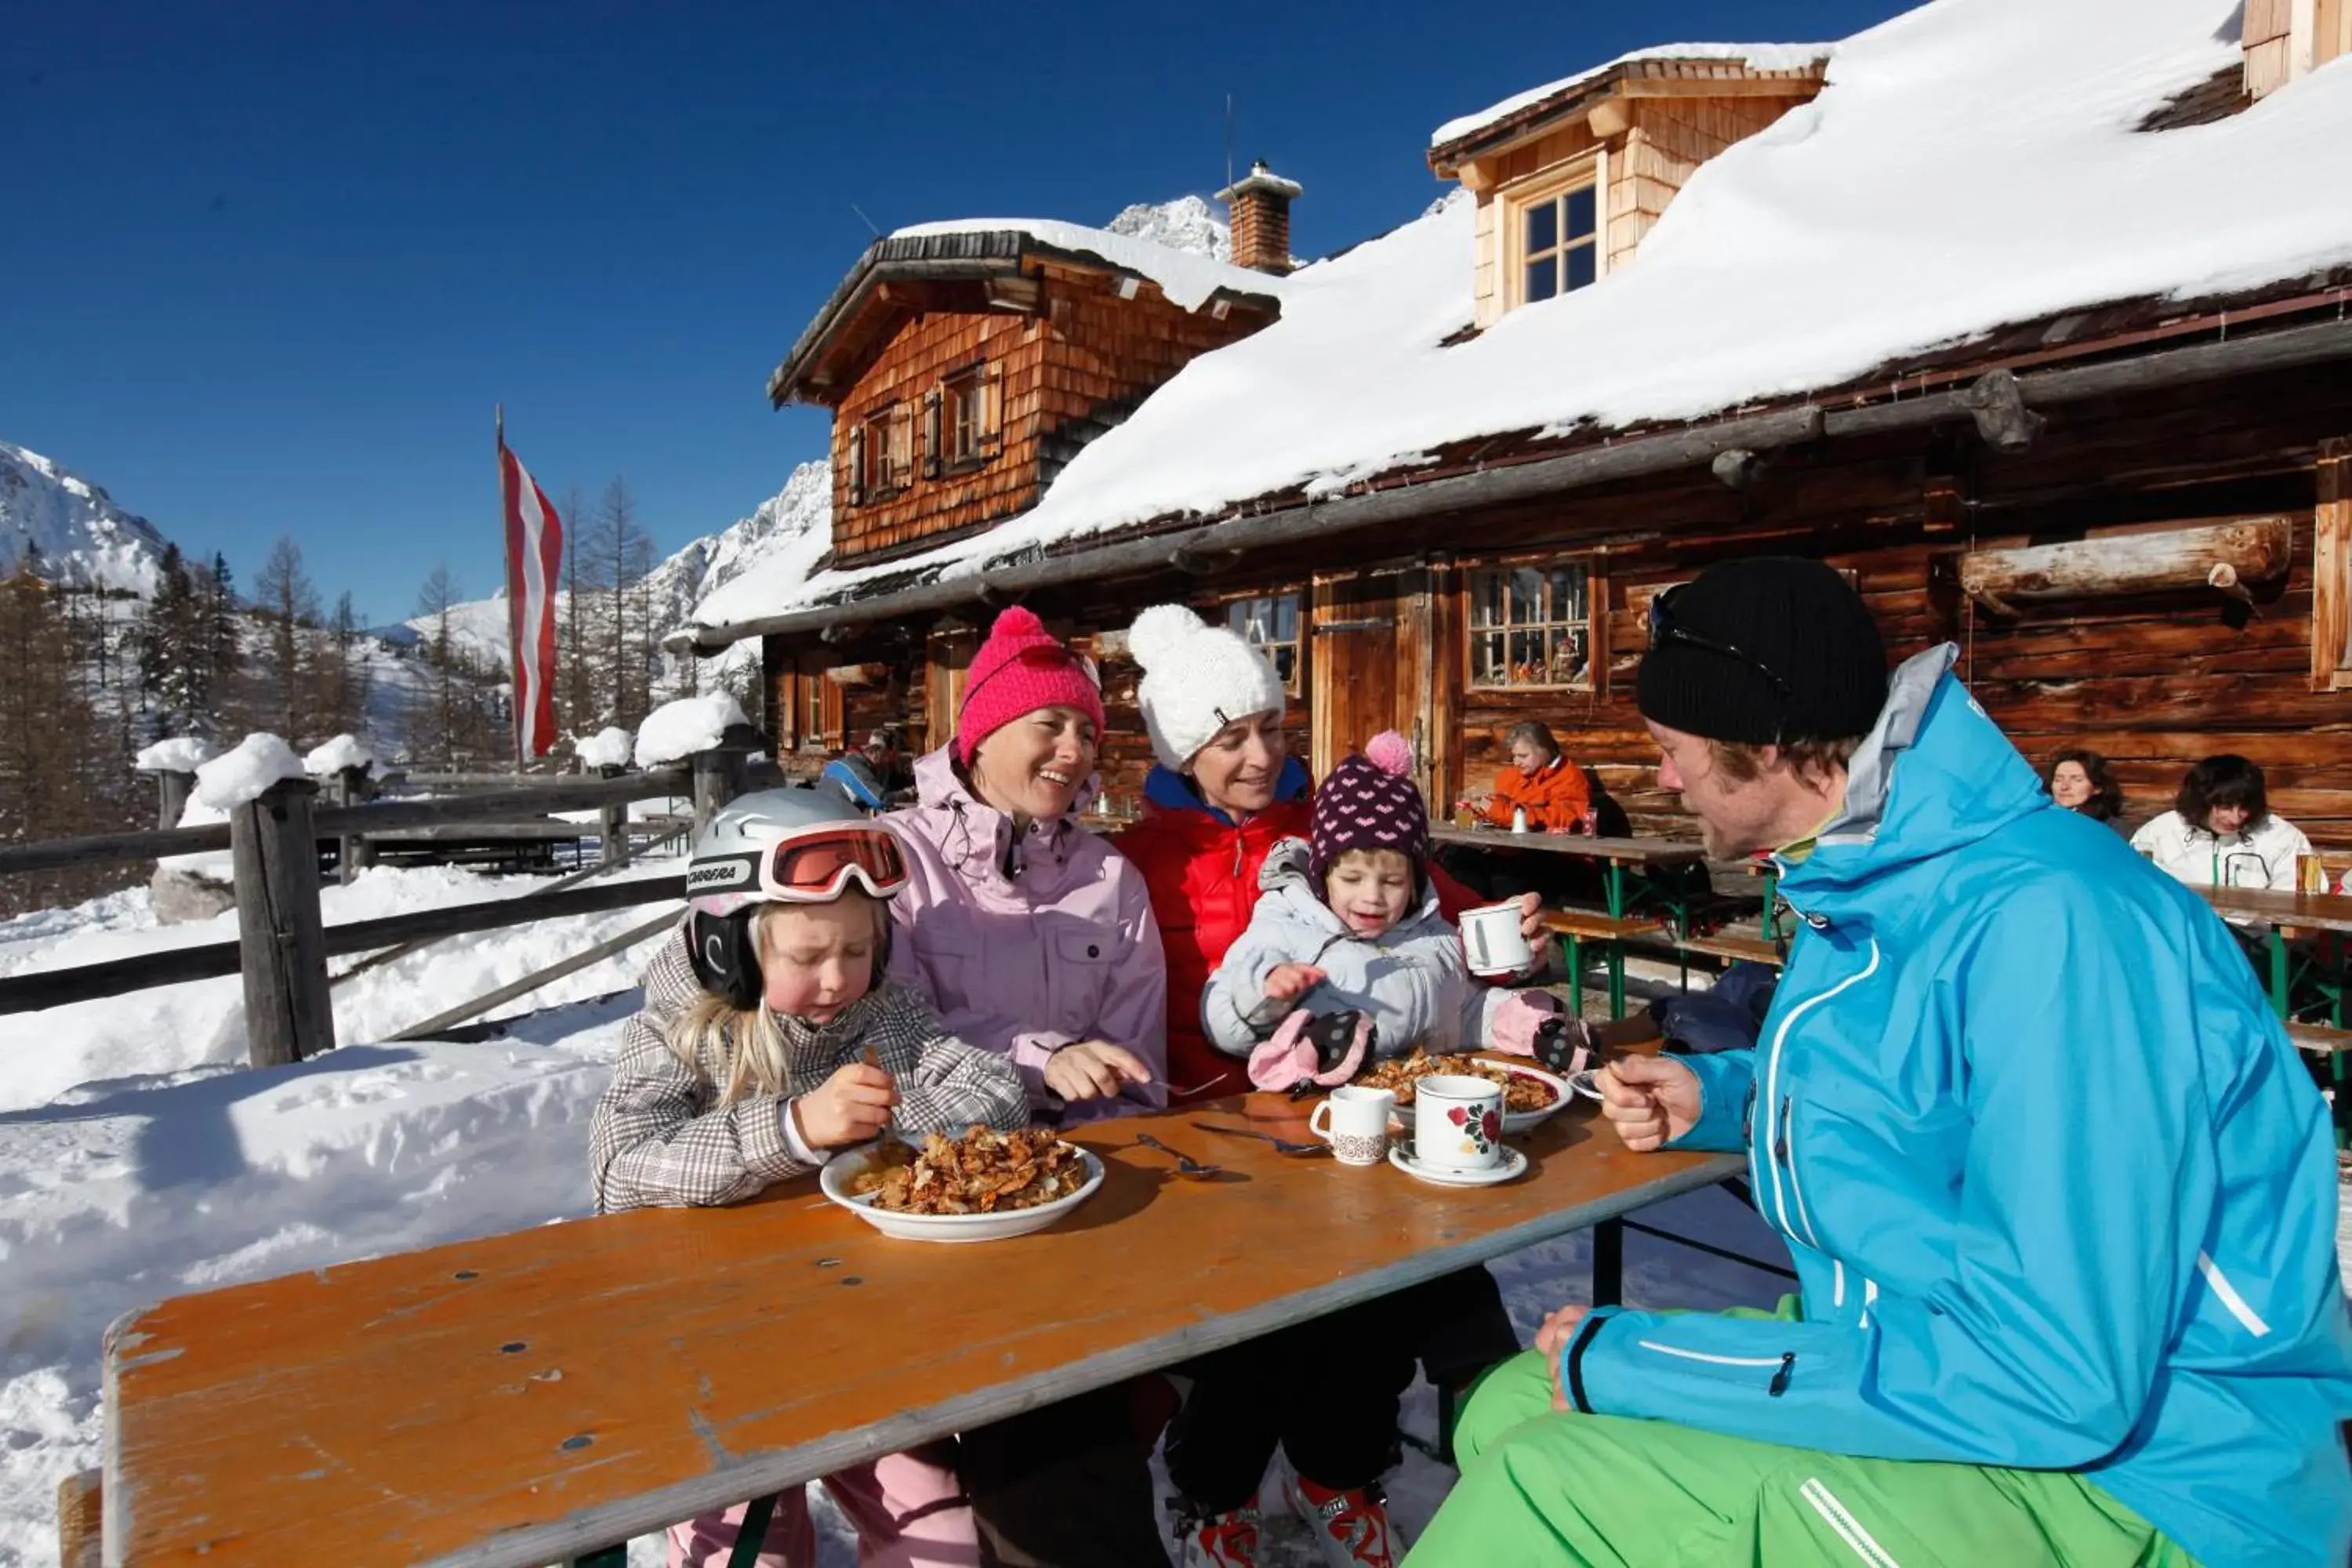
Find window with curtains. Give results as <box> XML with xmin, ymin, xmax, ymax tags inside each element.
<box><xmin>849</xmin><ymin>404</ymin><xmax>912</xmax><ymax>505</ymax></box>
<box><xmin>1468</xmin><ymin>563</ymin><xmax>1592</xmax><ymax>688</ymax></box>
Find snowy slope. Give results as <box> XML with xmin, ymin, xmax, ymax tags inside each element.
<box><xmin>0</xmin><ymin>442</ymin><xmax>170</xmax><ymax>595</ymax></box>
<box><xmin>684</xmin><ymin>0</ymin><xmax>2352</xmax><ymax>630</ymax></box>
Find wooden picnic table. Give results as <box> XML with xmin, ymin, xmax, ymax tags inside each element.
<box><xmin>102</xmin><ymin>1094</ymin><xmax>1740</xmax><ymax>1568</ymax></box>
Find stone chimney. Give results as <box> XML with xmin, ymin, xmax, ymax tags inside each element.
<box><xmin>1217</xmin><ymin>160</ymin><xmax>1303</xmax><ymax>275</ymax></box>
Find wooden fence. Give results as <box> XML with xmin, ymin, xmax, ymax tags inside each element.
<box><xmin>0</xmin><ymin>739</ymin><xmax>770</xmax><ymax>1065</ymax></box>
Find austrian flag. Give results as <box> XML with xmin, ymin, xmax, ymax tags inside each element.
<box><xmin>498</xmin><ymin>443</ymin><xmax>564</xmax><ymax>757</ymax></box>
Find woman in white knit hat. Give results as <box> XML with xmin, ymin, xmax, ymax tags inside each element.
<box><xmin>1117</xmin><ymin>603</ymin><xmax>1551</xmax><ymax>1105</ymax></box>
<box><xmin>1116</xmin><ymin>604</ymin><xmax>1544</xmax><ymax>1568</ymax></box>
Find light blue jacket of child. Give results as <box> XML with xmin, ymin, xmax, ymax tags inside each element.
<box><xmin>1200</xmin><ymin>838</ymin><xmax>1506</xmax><ymax>1060</ymax></box>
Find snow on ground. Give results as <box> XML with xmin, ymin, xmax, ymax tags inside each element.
<box><xmin>131</xmin><ymin>738</ymin><xmax>211</xmax><ymax>775</ymax></box>
<box><xmin>636</xmin><ymin>692</ymin><xmax>748</xmax><ymax>768</ymax></box>
<box><xmin>690</xmin><ymin>0</ymin><xmax>2352</xmax><ymax>633</ymax></box>
<box><xmin>0</xmin><ymin>859</ymin><xmax>684</xmax><ymax>1115</ymax></box>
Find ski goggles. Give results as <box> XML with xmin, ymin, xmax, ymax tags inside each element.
<box><xmin>687</xmin><ymin>825</ymin><xmax>910</xmax><ymax>916</ymax></box>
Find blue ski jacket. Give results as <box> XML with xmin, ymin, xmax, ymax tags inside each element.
<box><xmin>1564</xmin><ymin>645</ymin><xmax>2352</xmax><ymax>1566</ymax></box>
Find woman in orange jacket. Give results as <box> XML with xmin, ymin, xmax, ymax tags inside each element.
<box><xmin>1474</xmin><ymin>721</ymin><xmax>1592</xmax><ymax>832</ymax></box>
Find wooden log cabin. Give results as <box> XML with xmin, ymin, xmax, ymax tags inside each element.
<box><xmin>680</xmin><ymin>7</ymin><xmax>2352</xmax><ymax>848</ymax></box>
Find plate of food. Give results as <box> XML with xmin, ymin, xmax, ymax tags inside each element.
<box><xmin>820</xmin><ymin>1125</ymin><xmax>1105</xmax><ymax>1243</ymax></box>
<box><xmin>1357</xmin><ymin>1048</ymin><xmax>1571</xmax><ymax>1135</ymax></box>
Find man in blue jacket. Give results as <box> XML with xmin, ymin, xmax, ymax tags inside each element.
<box><xmin>1408</xmin><ymin>559</ymin><xmax>2352</xmax><ymax>1567</ymax></box>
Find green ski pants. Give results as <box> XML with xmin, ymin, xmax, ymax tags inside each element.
<box><xmin>1405</xmin><ymin>1344</ymin><xmax>2196</xmax><ymax>1567</ymax></box>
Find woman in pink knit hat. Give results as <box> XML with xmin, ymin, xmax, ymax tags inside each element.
<box><xmin>881</xmin><ymin>604</ymin><xmax>1175</xmax><ymax>1567</ymax></box>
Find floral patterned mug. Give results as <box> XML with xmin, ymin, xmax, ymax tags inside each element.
<box><xmin>1412</xmin><ymin>1074</ymin><xmax>1505</xmax><ymax>1174</ymax></box>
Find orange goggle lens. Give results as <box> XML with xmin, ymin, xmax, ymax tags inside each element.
<box><xmin>763</xmin><ymin>829</ymin><xmax>909</xmax><ymax>901</ymax></box>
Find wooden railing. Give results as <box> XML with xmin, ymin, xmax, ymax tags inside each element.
<box><xmin>2</xmin><ymin>741</ymin><xmax>772</xmax><ymax>1064</ymax></box>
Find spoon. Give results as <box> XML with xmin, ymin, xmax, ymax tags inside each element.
<box><xmin>1189</xmin><ymin>1120</ymin><xmax>1330</xmax><ymax>1157</ymax></box>
<box><xmin>1131</xmin><ymin>1132</ymin><xmax>1222</xmax><ymax>1179</ymax></box>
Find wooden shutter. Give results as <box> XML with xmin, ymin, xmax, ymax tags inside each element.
<box><xmin>922</xmin><ymin>390</ymin><xmax>945</xmax><ymax>479</ymax></box>
<box><xmin>980</xmin><ymin>363</ymin><xmax>1004</xmax><ymax>453</ymax></box>
<box><xmin>847</xmin><ymin>426</ymin><xmax>867</xmax><ymax>506</ymax></box>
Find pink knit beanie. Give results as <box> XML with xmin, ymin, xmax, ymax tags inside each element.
<box><xmin>954</xmin><ymin>607</ymin><xmax>1106</xmax><ymax>765</ymax></box>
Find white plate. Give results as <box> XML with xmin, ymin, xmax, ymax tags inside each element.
<box><xmin>1388</xmin><ymin>1143</ymin><xmax>1529</xmax><ymax>1188</ymax></box>
<box><xmin>1567</xmin><ymin>1069</ymin><xmax>1604</xmax><ymax>1102</ymax></box>
<box><xmin>818</xmin><ymin>1142</ymin><xmax>1105</xmax><ymax>1243</ymax></box>
<box><xmin>1391</xmin><ymin>1059</ymin><xmax>1572</xmax><ymax>1136</ymax></box>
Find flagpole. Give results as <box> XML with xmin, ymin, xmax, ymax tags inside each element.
<box><xmin>496</xmin><ymin>404</ymin><xmax>524</xmax><ymax>774</ymax></box>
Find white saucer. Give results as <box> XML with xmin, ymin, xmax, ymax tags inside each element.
<box><xmin>1388</xmin><ymin>1143</ymin><xmax>1528</xmax><ymax>1187</ymax></box>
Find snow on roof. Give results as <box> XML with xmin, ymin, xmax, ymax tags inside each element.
<box><xmin>574</xmin><ymin>726</ymin><xmax>633</xmax><ymax>771</ymax></box>
<box><xmin>694</xmin><ymin>0</ymin><xmax>2352</xmax><ymax>638</ymax></box>
<box><xmin>136</xmin><ymin>736</ymin><xmax>216</xmax><ymax>774</ymax></box>
<box><xmin>194</xmin><ymin>734</ymin><xmax>307</xmax><ymax>811</ymax></box>
<box><xmin>634</xmin><ymin>693</ymin><xmax>749</xmax><ymax>770</ymax></box>
<box><xmin>1430</xmin><ymin>43</ymin><xmax>1837</xmax><ymax>150</ymax></box>
<box><xmin>890</xmin><ymin>218</ymin><xmax>1287</xmax><ymax>313</ymax></box>
<box><xmin>303</xmin><ymin>735</ymin><xmax>375</xmax><ymax>777</ymax></box>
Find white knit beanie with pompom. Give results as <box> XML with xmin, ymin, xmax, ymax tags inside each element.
<box><xmin>1126</xmin><ymin>603</ymin><xmax>1289</xmax><ymax>770</ymax></box>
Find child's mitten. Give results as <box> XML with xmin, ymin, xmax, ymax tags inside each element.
<box><xmin>1247</xmin><ymin>1008</ymin><xmax>1374</xmax><ymax>1091</ymax></box>
<box><xmin>1485</xmin><ymin>989</ymin><xmax>1563</xmax><ymax>1057</ymax></box>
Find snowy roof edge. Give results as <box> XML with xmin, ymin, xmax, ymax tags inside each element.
<box><xmin>1428</xmin><ymin>42</ymin><xmax>1837</xmax><ymax>156</ymax></box>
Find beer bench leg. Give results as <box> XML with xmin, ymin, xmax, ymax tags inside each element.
<box><xmin>1593</xmin><ymin>1218</ymin><xmax>1624</xmax><ymax>1308</ymax></box>
<box><xmin>567</xmin><ymin>1492</ymin><xmax>779</xmax><ymax>1568</ymax></box>
<box><xmin>1567</xmin><ymin>933</ymin><xmax>1584</xmax><ymax>1018</ymax></box>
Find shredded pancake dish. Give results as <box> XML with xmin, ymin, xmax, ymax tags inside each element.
<box><xmin>848</xmin><ymin>1126</ymin><xmax>1090</xmax><ymax>1215</ymax></box>
<box><xmin>1358</xmin><ymin>1048</ymin><xmax>1560</xmax><ymax>1113</ymax></box>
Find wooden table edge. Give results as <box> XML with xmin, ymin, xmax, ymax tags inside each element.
<box><xmin>101</xmin><ymin>1152</ymin><xmax>1742</xmax><ymax>1568</ymax></box>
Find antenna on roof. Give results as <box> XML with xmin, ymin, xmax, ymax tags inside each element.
<box><xmin>1224</xmin><ymin>94</ymin><xmax>1235</xmax><ymax>193</ymax></box>
<box><xmin>849</xmin><ymin>202</ymin><xmax>883</xmax><ymax>238</ymax></box>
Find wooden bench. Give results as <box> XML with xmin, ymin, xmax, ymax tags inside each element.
<box><xmin>1541</xmin><ymin>909</ymin><xmax>1664</xmax><ymax>1021</ymax></box>
<box><xmin>1675</xmin><ymin>931</ymin><xmax>1786</xmax><ymax>968</ymax></box>
<box><xmin>2288</xmin><ymin>1021</ymin><xmax>2352</xmax><ymax>1054</ymax></box>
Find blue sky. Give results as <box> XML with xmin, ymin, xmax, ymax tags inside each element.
<box><xmin>1</xmin><ymin>0</ymin><xmax>1908</xmax><ymax>620</ymax></box>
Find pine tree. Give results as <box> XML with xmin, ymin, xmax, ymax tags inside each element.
<box><xmin>578</xmin><ymin>477</ymin><xmax>656</xmax><ymax>728</ymax></box>
<box><xmin>0</xmin><ymin>564</ymin><xmax>140</xmax><ymax>916</ymax></box>
<box><xmin>252</xmin><ymin>536</ymin><xmax>321</xmax><ymax>742</ymax></box>
<box><xmin>310</xmin><ymin>590</ymin><xmax>372</xmax><ymax>741</ymax></box>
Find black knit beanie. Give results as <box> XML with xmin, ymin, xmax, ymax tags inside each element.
<box><xmin>1636</xmin><ymin>558</ymin><xmax>1889</xmax><ymax>746</ymax></box>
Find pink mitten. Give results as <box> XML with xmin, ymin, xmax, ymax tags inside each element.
<box><xmin>1486</xmin><ymin>989</ymin><xmax>1563</xmax><ymax>1057</ymax></box>
<box><xmin>1248</xmin><ymin>1010</ymin><xmax>1375</xmax><ymax>1090</ymax></box>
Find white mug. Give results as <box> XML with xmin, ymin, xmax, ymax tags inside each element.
<box><xmin>1309</xmin><ymin>1085</ymin><xmax>1398</xmax><ymax>1167</ymax></box>
<box><xmin>1460</xmin><ymin>902</ymin><xmax>1534</xmax><ymax>978</ymax></box>
<box><xmin>1411</xmin><ymin>1074</ymin><xmax>1505</xmax><ymax>1173</ymax></box>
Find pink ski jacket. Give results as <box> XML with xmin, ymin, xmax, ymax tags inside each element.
<box><xmin>884</xmin><ymin>748</ymin><xmax>1168</xmax><ymax>1123</ymax></box>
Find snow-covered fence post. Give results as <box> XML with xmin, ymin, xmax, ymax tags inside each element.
<box><xmin>631</xmin><ymin>699</ymin><xmax>753</xmax><ymax>840</ymax></box>
<box><xmin>596</xmin><ymin>770</ymin><xmax>631</xmax><ymax>870</ymax></box>
<box><xmin>229</xmin><ymin>776</ymin><xmax>336</xmax><ymax>1067</ymax></box>
<box><xmin>154</xmin><ymin>770</ymin><xmax>194</xmax><ymax>832</ymax></box>
<box><xmin>303</xmin><ymin>738</ymin><xmax>377</xmax><ymax>887</ymax></box>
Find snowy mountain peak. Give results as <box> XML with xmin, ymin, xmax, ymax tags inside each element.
<box><xmin>1104</xmin><ymin>195</ymin><xmax>1231</xmax><ymax>262</ymax></box>
<box><xmin>0</xmin><ymin>440</ymin><xmax>172</xmax><ymax>594</ymax></box>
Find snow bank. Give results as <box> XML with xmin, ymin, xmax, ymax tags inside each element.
<box><xmin>694</xmin><ymin>0</ymin><xmax>2352</xmax><ymax>633</ymax></box>
<box><xmin>634</xmin><ymin>694</ymin><xmax>748</xmax><ymax>768</ymax></box>
<box><xmin>303</xmin><ymin>734</ymin><xmax>375</xmax><ymax>777</ymax></box>
<box><xmin>133</xmin><ymin>737</ymin><xmax>214</xmax><ymax>775</ymax></box>
<box><xmin>575</xmin><ymin>726</ymin><xmax>633</xmax><ymax>771</ymax></box>
<box><xmin>1430</xmin><ymin>43</ymin><xmax>1835</xmax><ymax>147</ymax></box>
<box><xmin>891</xmin><ymin>217</ymin><xmax>1287</xmax><ymax>314</ymax></box>
<box><xmin>193</xmin><ymin>734</ymin><xmax>306</xmax><ymax>811</ymax></box>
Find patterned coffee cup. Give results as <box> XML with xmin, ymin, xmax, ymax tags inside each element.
<box><xmin>1412</xmin><ymin>1074</ymin><xmax>1505</xmax><ymax>1173</ymax></box>
<box><xmin>1310</xmin><ymin>1085</ymin><xmax>1397</xmax><ymax>1167</ymax></box>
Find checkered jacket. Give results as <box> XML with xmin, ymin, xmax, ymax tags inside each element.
<box><xmin>590</xmin><ymin>923</ymin><xmax>1029</xmax><ymax>1214</ymax></box>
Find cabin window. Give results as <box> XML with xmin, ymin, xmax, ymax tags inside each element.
<box><xmin>1225</xmin><ymin>592</ymin><xmax>1303</xmax><ymax>695</ymax></box>
<box><xmin>1468</xmin><ymin>564</ymin><xmax>1592</xmax><ymax>688</ymax></box>
<box><xmin>946</xmin><ymin>363</ymin><xmax>993</xmax><ymax>466</ymax></box>
<box><xmin>854</xmin><ymin>405</ymin><xmax>913</xmax><ymax>503</ymax></box>
<box><xmin>1504</xmin><ymin>158</ymin><xmax>1605</xmax><ymax>310</ymax></box>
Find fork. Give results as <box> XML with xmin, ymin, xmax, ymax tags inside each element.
<box><xmin>1131</xmin><ymin>1132</ymin><xmax>1221</xmax><ymax>1179</ymax></box>
<box><xmin>1189</xmin><ymin>1120</ymin><xmax>1330</xmax><ymax>1157</ymax></box>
